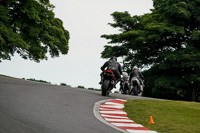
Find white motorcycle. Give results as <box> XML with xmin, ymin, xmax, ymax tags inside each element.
<box><xmin>130</xmin><ymin>77</ymin><xmax>143</xmax><ymax>96</ymax></box>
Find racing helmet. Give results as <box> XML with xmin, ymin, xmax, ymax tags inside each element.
<box><xmin>122</xmin><ymin>72</ymin><xmax>128</xmax><ymax>77</ymax></box>
<box><xmin>110</xmin><ymin>56</ymin><xmax>117</xmax><ymax>61</ymax></box>
<box><xmin>133</xmin><ymin>66</ymin><xmax>138</xmax><ymax>70</ymax></box>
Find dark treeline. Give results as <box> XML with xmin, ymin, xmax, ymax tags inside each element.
<box><xmin>101</xmin><ymin>0</ymin><xmax>200</xmax><ymax>101</ymax></box>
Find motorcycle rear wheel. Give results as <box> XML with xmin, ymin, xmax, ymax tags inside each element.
<box><xmin>102</xmin><ymin>80</ymin><xmax>110</xmax><ymax>96</ymax></box>
<box><xmin>133</xmin><ymin>85</ymin><xmax>138</xmax><ymax>96</ymax></box>
<box><xmin>120</xmin><ymin>87</ymin><xmax>124</xmax><ymax>94</ymax></box>
<box><xmin>125</xmin><ymin>89</ymin><xmax>129</xmax><ymax>95</ymax></box>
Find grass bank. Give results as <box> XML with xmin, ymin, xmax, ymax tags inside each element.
<box><xmin>0</xmin><ymin>74</ymin><xmax>17</xmax><ymax>79</ymax></box>
<box><xmin>124</xmin><ymin>99</ymin><xmax>200</xmax><ymax>133</ymax></box>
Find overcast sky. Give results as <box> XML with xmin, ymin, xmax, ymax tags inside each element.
<box><xmin>0</xmin><ymin>0</ymin><xmax>153</xmax><ymax>89</ymax></box>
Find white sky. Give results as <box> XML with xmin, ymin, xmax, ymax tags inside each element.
<box><xmin>0</xmin><ymin>0</ymin><xmax>153</xmax><ymax>89</ymax></box>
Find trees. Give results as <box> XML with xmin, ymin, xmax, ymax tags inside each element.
<box><xmin>101</xmin><ymin>0</ymin><xmax>200</xmax><ymax>101</ymax></box>
<box><xmin>0</xmin><ymin>0</ymin><xmax>69</xmax><ymax>62</ymax></box>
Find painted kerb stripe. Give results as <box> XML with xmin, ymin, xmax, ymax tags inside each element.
<box><xmin>99</xmin><ymin>99</ymin><xmax>157</xmax><ymax>133</ymax></box>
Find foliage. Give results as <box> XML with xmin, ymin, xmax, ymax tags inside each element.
<box><xmin>114</xmin><ymin>91</ymin><xmax>119</xmax><ymax>93</ymax></box>
<box><xmin>60</xmin><ymin>83</ymin><xmax>67</xmax><ymax>86</ymax></box>
<box><xmin>0</xmin><ymin>0</ymin><xmax>69</xmax><ymax>62</ymax></box>
<box><xmin>0</xmin><ymin>74</ymin><xmax>18</xmax><ymax>79</ymax></box>
<box><xmin>88</xmin><ymin>87</ymin><xmax>94</xmax><ymax>90</ymax></box>
<box><xmin>60</xmin><ymin>83</ymin><xmax>71</xmax><ymax>87</ymax></box>
<box><xmin>101</xmin><ymin>0</ymin><xmax>200</xmax><ymax>101</ymax></box>
<box><xmin>124</xmin><ymin>99</ymin><xmax>200</xmax><ymax>133</ymax></box>
<box><xmin>88</xmin><ymin>87</ymin><xmax>101</xmax><ymax>91</ymax></box>
<box><xmin>26</xmin><ymin>78</ymin><xmax>51</xmax><ymax>84</ymax></box>
<box><xmin>77</xmin><ymin>85</ymin><xmax>85</xmax><ymax>89</ymax></box>
<box><xmin>78</xmin><ymin>86</ymin><xmax>101</xmax><ymax>91</ymax></box>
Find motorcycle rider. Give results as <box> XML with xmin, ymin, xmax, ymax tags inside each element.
<box><xmin>120</xmin><ymin>72</ymin><xmax>129</xmax><ymax>91</ymax></box>
<box><xmin>120</xmin><ymin>72</ymin><xmax>129</xmax><ymax>86</ymax></box>
<box><xmin>129</xmin><ymin>66</ymin><xmax>144</xmax><ymax>90</ymax></box>
<box><xmin>99</xmin><ymin>56</ymin><xmax>122</xmax><ymax>88</ymax></box>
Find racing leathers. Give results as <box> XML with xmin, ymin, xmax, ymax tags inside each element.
<box><xmin>129</xmin><ymin>69</ymin><xmax>144</xmax><ymax>87</ymax></box>
<box><xmin>100</xmin><ymin>58</ymin><xmax>122</xmax><ymax>87</ymax></box>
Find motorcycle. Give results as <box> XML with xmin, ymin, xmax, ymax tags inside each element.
<box><xmin>120</xmin><ymin>76</ymin><xmax>130</xmax><ymax>94</ymax></box>
<box><xmin>130</xmin><ymin>77</ymin><xmax>143</xmax><ymax>96</ymax></box>
<box><xmin>101</xmin><ymin>69</ymin><xmax>115</xmax><ymax>96</ymax></box>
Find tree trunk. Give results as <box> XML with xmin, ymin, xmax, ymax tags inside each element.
<box><xmin>191</xmin><ymin>86</ymin><xmax>196</xmax><ymax>101</ymax></box>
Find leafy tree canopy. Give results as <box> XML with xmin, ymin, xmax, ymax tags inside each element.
<box><xmin>101</xmin><ymin>0</ymin><xmax>200</xmax><ymax>100</ymax></box>
<box><xmin>0</xmin><ymin>0</ymin><xmax>69</xmax><ymax>62</ymax></box>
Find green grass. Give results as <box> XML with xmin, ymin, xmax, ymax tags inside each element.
<box><xmin>0</xmin><ymin>74</ymin><xmax>17</xmax><ymax>79</ymax></box>
<box><xmin>124</xmin><ymin>100</ymin><xmax>200</xmax><ymax>133</ymax></box>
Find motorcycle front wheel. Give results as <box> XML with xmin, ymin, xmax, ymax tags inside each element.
<box><xmin>102</xmin><ymin>80</ymin><xmax>110</xmax><ymax>96</ymax></box>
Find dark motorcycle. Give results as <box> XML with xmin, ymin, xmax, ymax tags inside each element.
<box><xmin>101</xmin><ymin>69</ymin><xmax>115</xmax><ymax>96</ymax></box>
<box><xmin>120</xmin><ymin>77</ymin><xmax>130</xmax><ymax>94</ymax></box>
<box><xmin>130</xmin><ymin>77</ymin><xmax>143</xmax><ymax>96</ymax></box>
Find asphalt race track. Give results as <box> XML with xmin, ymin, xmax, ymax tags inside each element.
<box><xmin>0</xmin><ymin>76</ymin><xmax>155</xmax><ymax>133</ymax></box>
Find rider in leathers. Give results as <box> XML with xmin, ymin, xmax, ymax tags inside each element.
<box><xmin>120</xmin><ymin>72</ymin><xmax>129</xmax><ymax>90</ymax></box>
<box><xmin>129</xmin><ymin>66</ymin><xmax>144</xmax><ymax>88</ymax></box>
<box><xmin>100</xmin><ymin>56</ymin><xmax>122</xmax><ymax>87</ymax></box>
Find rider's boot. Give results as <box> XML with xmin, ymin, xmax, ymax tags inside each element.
<box><xmin>113</xmin><ymin>79</ymin><xmax>121</xmax><ymax>88</ymax></box>
<box><xmin>99</xmin><ymin>75</ymin><xmax>104</xmax><ymax>85</ymax></box>
<box><xmin>140</xmin><ymin>85</ymin><xmax>143</xmax><ymax>92</ymax></box>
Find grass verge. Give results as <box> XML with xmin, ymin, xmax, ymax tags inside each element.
<box><xmin>0</xmin><ymin>74</ymin><xmax>16</xmax><ymax>78</ymax></box>
<box><xmin>124</xmin><ymin>99</ymin><xmax>200</xmax><ymax>133</ymax></box>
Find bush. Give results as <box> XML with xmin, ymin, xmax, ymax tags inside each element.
<box><xmin>88</xmin><ymin>87</ymin><xmax>94</xmax><ymax>90</ymax></box>
<box><xmin>88</xmin><ymin>87</ymin><xmax>101</xmax><ymax>91</ymax></box>
<box><xmin>27</xmin><ymin>78</ymin><xmax>51</xmax><ymax>84</ymax></box>
<box><xmin>78</xmin><ymin>85</ymin><xmax>85</xmax><ymax>89</ymax></box>
<box><xmin>114</xmin><ymin>91</ymin><xmax>119</xmax><ymax>93</ymax></box>
<box><xmin>60</xmin><ymin>83</ymin><xmax>67</xmax><ymax>86</ymax></box>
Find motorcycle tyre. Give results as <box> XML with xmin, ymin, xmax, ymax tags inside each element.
<box><xmin>102</xmin><ymin>80</ymin><xmax>110</xmax><ymax>96</ymax></box>
<box><xmin>133</xmin><ymin>85</ymin><xmax>138</xmax><ymax>96</ymax></box>
<box><xmin>125</xmin><ymin>89</ymin><xmax>129</xmax><ymax>95</ymax></box>
<box><xmin>119</xmin><ymin>87</ymin><xmax>123</xmax><ymax>94</ymax></box>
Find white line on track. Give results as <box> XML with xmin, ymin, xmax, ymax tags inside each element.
<box><xmin>104</xmin><ymin>118</ymin><xmax>134</xmax><ymax>122</ymax></box>
<box><xmin>99</xmin><ymin>111</ymin><xmax>127</xmax><ymax>114</ymax></box>
<box><xmin>111</xmin><ymin>123</ymin><xmax>143</xmax><ymax>127</ymax></box>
